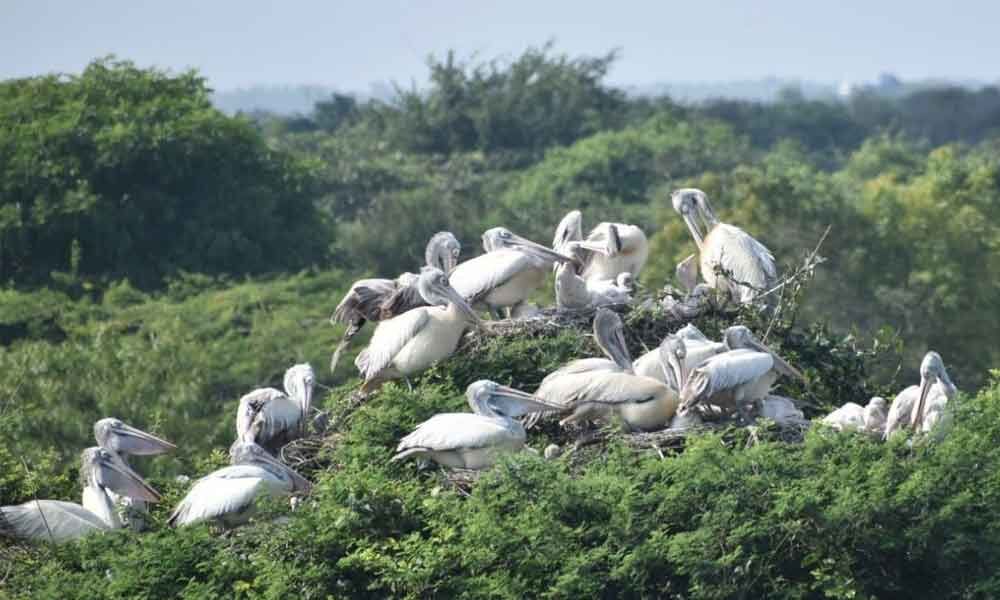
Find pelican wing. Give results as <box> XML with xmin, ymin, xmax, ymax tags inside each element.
<box><xmin>1</xmin><ymin>500</ymin><xmax>109</xmax><ymax>543</ymax></box>
<box><xmin>538</xmin><ymin>371</ymin><xmax>665</xmax><ymax>409</ymax></box>
<box><xmin>450</xmin><ymin>250</ymin><xmax>532</xmax><ymax>304</ymax></box>
<box><xmin>333</xmin><ymin>278</ymin><xmax>397</xmax><ymax>325</ymax></box>
<box><xmin>541</xmin><ymin>358</ymin><xmax>620</xmax><ymax>386</ymax></box>
<box><xmin>393</xmin><ymin>413</ymin><xmax>511</xmax><ymax>456</ymax></box>
<box><xmin>355</xmin><ymin>308</ymin><xmax>431</xmax><ymax>381</ymax></box>
<box><xmin>168</xmin><ymin>465</ymin><xmax>277</xmax><ymax>527</ymax></box>
<box><xmin>883</xmin><ymin>386</ymin><xmax>918</xmax><ymax>439</ymax></box>
<box><xmin>682</xmin><ymin>349</ymin><xmax>774</xmax><ymax>406</ymax></box>
<box><xmin>379</xmin><ymin>282</ymin><xmax>427</xmax><ymax>319</ymax></box>
<box><xmin>235</xmin><ymin>388</ymin><xmax>288</xmax><ymax>441</ymax></box>
<box><xmin>703</xmin><ymin>224</ymin><xmax>776</xmax><ymax>302</ymax></box>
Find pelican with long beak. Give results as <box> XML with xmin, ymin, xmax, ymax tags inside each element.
<box><xmin>450</xmin><ymin>227</ymin><xmax>574</xmax><ymax>319</ymax></box>
<box><xmin>672</xmin><ymin>188</ymin><xmax>776</xmax><ymax>305</ymax></box>
<box><xmin>532</xmin><ymin>309</ymin><xmax>682</xmax><ymax>432</ymax></box>
<box><xmin>1</xmin><ymin>448</ymin><xmax>161</xmax><ymax>543</ymax></box>
<box><xmin>94</xmin><ymin>417</ymin><xmax>175</xmax><ymax>531</ymax></box>
<box><xmin>552</xmin><ymin>211</ymin><xmax>649</xmax><ymax>282</ymax></box>
<box><xmin>355</xmin><ymin>268</ymin><xmax>480</xmax><ymax>393</ymax></box>
<box><xmin>168</xmin><ymin>441</ymin><xmax>311</xmax><ymax>529</ymax></box>
<box><xmin>235</xmin><ymin>363</ymin><xmax>315</xmax><ymax>454</ymax></box>
<box><xmin>883</xmin><ymin>352</ymin><xmax>957</xmax><ymax>440</ymax></box>
<box><xmin>680</xmin><ymin>326</ymin><xmax>804</xmax><ymax>421</ymax></box>
<box><xmin>632</xmin><ymin>324</ymin><xmax>726</xmax><ymax>389</ymax></box>
<box><xmin>555</xmin><ymin>242</ymin><xmax>633</xmax><ymax>310</ymax></box>
<box><xmin>392</xmin><ymin>380</ymin><xmax>564</xmax><ymax>469</ymax></box>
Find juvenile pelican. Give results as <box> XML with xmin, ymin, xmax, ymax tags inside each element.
<box><xmin>883</xmin><ymin>352</ymin><xmax>956</xmax><ymax>440</ymax></box>
<box><xmin>392</xmin><ymin>381</ymin><xmax>564</xmax><ymax>469</ymax></box>
<box><xmin>756</xmin><ymin>395</ymin><xmax>805</xmax><ymax>425</ymax></box>
<box><xmin>555</xmin><ymin>243</ymin><xmax>632</xmax><ymax>310</ymax></box>
<box><xmin>235</xmin><ymin>363</ymin><xmax>315</xmax><ymax>454</ymax></box>
<box><xmin>680</xmin><ymin>326</ymin><xmax>803</xmax><ymax>421</ymax></box>
<box><xmin>94</xmin><ymin>418</ymin><xmax>175</xmax><ymax>531</ymax></box>
<box><xmin>864</xmin><ymin>397</ymin><xmax>888</xmax><ymax>434</ymax></box>
<box><xmin>633</xmin><ymin>324</ymin><xmax>726</xmax><ymax>388</ymax></box>
<box><xmin>1</xmin><ymin>448</ymin><xmax>160</xmax><ymax>543</ymax></box>
<box><xmin>580</xmin><ymin>223</ymin><xmax>649</xmax><ymax>282</ymax></box>
<box><xmin>331</xmin><ymin>232</ymin><xmax>461</xmax><ymax>344</ymax></box>
<box><xmin>672</xmin><ymin>188</ymin><xmax>776</xmax><ymax>304</ymax></box>
<box><xmin>168</xmin><ymin>441</ymin><xmax>311</xmax><ymax>528</ymax></box>
<box><xmin>823</xmin><ymin>397</ymin><xmax>887</xmax><ymax>434</ymax></box>
<box><xmin>450</xmin><ymin>227</ymin><xmax>573</xmax><ymax>318</ymax></box>
<box><xmin>356</xmin><ymin>268</ymin><xmax>480</xmax><ymax>393</ymax></box>
<box><xmin>534</xmin><ymin>312</ymin><xmax>682</xmax><ymax>432</ymax></box>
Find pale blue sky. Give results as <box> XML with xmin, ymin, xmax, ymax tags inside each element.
<box><xmin>3</xmin><ymin>0</ymin><xmax>998</xmax><ymax>91</ymax></box>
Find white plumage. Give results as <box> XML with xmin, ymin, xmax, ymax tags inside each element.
<box><xmin>883</xmin><ymin>352</ymin><xmax>957</xmax><ymax>440</ymax></box>
<box><xmin>633</xmin><ymin>325</ymin><xmax>726</xmax><ymax>388</ymax></box>
<box><xmin>235</xmin><ymin>363</ymin><xmax>315</xmax><ymax>453</ymax></box>
<box><xmin>822</xmin><ymin>402</ymin><xmax>867</xmax><ymax>431</ymax></box>
<box><xmin>579</xmin><ymin>222</ymin><xmax>649</xmax><ymax>282</ymax></box>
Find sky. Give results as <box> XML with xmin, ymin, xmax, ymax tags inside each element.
<box><xmin>3</xmin><ymin>0</ymin><xmax>998</xmax><ymax>92</ymax></box>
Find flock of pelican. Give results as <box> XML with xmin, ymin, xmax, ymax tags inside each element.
<box><xmin>2</xmin><ymin>188</ymin><xmax>958</xmax><ymax>544</ymax></box>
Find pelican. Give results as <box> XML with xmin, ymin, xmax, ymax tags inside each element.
<box><xmin>555</xmin><ymin>243</ymin><xmax>632</xmax><ymax>310</ymax></box>
<box><xmin>168</xmin><ymin>441</ymin><xmax>311</xmax><ymax>528</ymax></box>
<box><xmin>883</xmin><ymin>352</ymin><xmax>956</xmax><ymax>440</ymax></box>
<box><xmin>356</xmin><ymin>268</ymin><xmax>480</xmax><ymax>393</ymax></box>
<box><xmin>633</xmin><ymin>324</ymin><xmax>726</xmax><ymax>388</ymax></box>
<box><xmin>330</xmin><ymin>232</ymin><xmax>461</xmax><ymax>367</ymax></box>
<box><xmin>680</xmin><ymin>326</ymin><xmax>804</xmax><ymax>421</ymax></box>
<box><xmin>1</xmin><ymin>448</ymin><xmax>160</xmax><ymax>543</ymax></box>
<box><xmin>450</xmin><ymin>227</ymin><xmax>574</xmax><ymax>318</ymax></box>
<box><xmin>864</xmin><ymin>397</ymin><xmax>888</xmax><ymax>434</ymax></box>
<box><xmin>822</xmin><ymin>402</ymin><xmax>865</xmax><ymax>431</ymax></box>
<box><xmin>94</xmin><ymin>418</ymin><xmax>175</xmax><ymax>531</ymax></box>
<box><xmin>235</xmin><ymin>363</ymin><xmax>315</xmax><ymax>454</ymax></box>
<box><xmin>533</xmin><ymin>311</ymin><xmax>682</xmax><ymax>432</ymax></box>
<box><xmin>756</xmin><ymin>395</ymin><xmax>805</xmax><ymax>425</ymax></box>
<box><xmin>672</xmin><ymin>188</ymin><xmax>776</xmax><ymax>304</ymax></box>
<box><xmin>392</xmin><ymin>380</ymin><xmax>564</xmax><ymax>469</ymax></box>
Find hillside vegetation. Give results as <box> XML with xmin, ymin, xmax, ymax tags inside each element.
<box><xmin>3</xmin><ymin>48</ymin><xmax>1000</xmax><ymax>598</ymax></box>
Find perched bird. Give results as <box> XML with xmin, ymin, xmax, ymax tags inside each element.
<box><xmin>330</xmin><ymin>232</ymin><xmax>461</xmax><ymax>370</ymax></box>
<box><xmin>235</xmin><ymin>363</ymin><xmax>315</xmax><ymax>454</ymax></box>
<box><xmin>391</xmin><ymin>380</ymin><xmax>564</xmax><ymax>469</ymax></box>
<box><xmin>755</xmin><ymin>395</ymin><xmax>805</xmax><ymax>425</ymax></box>
<box><xmin>94</xmin><ymin>417</ymin><xmax>175</xmax><ymax>531</ymax></box>
<box><xmin>633</xmin><ymin>324</ymin><xmax>726</xmax><ymax>389</ymax></box>
<box><xmin>1</xmin><ymin>448</ymin><xmax>160</xmax><ymax>544</ymax></box>
<box><xmin>450</xmin><ymin>227</ymin><xmax>574</xmax><ymax>318</ymax></box>
<box><xmin>863</xmin><ymin>397</ymin><xmax>888</xmax><ymax>435</ymax></box>
<box><xmin>680</xmin><ymin>326</ymin><xmax>803</xmax><ymax>421</ymax></box>
<box><xmin>168</xmin><ymin>441</ymin><xmax>311</xmax><ymax>529</ymax></box>
<box><xmin>883</xmin><ymin>352</ymin><xmax>957</xmax><ymax>440</ymax></box>
<box><xmin>552</xmin><ymin>210</ymin><xmax>649</xmax><ymax>283</ymax></box>
<box><xmin>356</xmin><ymin>268</ymin><xmax>480</xmax><ymax>393</ymax></box>
<box><xmin>823</xmin><ymin>396</ymin><xmax>887</xmax><ymax>435</ymax></box>
<box><xmin>555</xmin><ymin>242</ymin><xmax>632</xmax><ymax>310</ymax></box>
<box><xmin>672</xmin><ymin>188</ymin><xmax>776</xmax><ymax>305</ymax></box>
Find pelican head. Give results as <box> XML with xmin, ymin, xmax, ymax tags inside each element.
<box><xmin>94</xmin><ymin>418</ymin><xmax>176</xmax><ymax>456</ymax></box>
<box><xmin>659</xmin><ymin>334</ymin><xmax>688</xmax><ymax>391</ymax></box>
<box><xmin>553</xmin><ymin>210</ymin><xmax>583</xmax><ymax>252</ymax></box>
<box><xmin>593</xmin><ymin>308</ymin><xmax>633</xmax><ymax>372</ymax></box>
<box><xmin>416</xmin><ymin>267</ymin><xmax>481</xmax><ymax>325</ymax></box>
<box><xmin>466</xmin><ymin>380</ymin><xmax>563</xmax><ymax>419</ymax></box>
<box><xmin>284</xmin><ymin>363</ymin><xmax>316</xmax><ymax>416</ymax></box>
<box><xmin>426</xmin><ymin>231</ymin><xmax>461</xmax><ymax>273</ymax></box>
<box><xmin>910</xmin><ymin>351</ymin><xmax>953</xmax><ymax>430</ymax></box>
<box><xmin>81</xmin><ymin>447</ymin><xmax>161</xmax><ymax>502</ymax></box>
<box><xmin>723</xmin><ymin>326</ymin><xmax>804</xmax><ymax>380</ymax></box>
<box><xmin>482</xmin><ymin>227</ymin><xmax>575</xmax><ymax>265</ymax></box>
<box><xmin>230</xmin><ymin>441</ymin><xmax>312</xmax><ymax>493</ymax></box>
<box><xmin>671</xmin><ymin>188</ymin><xmax>707</xmax><ymax>247</ymax></box>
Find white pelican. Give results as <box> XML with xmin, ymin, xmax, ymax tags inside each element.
<box><xmin>168</xmin><ymin>441</ymin><xmax>311</xmax><ymax>528</ymax></box>
<box><xmin>450</xmin><ymin>227</ymin><xmax>574</xmax><ymax>318</ymax></box>
<box><xmin>235</xmin><ymin>363</ymin><xmax>315</xmax><ymax>454</ymax></box>
<box><xmin>534</xmin><ymin>311</ymin><xmax>682</xmax><ymax>432</ymax></box>
<box><xmin>672</xmin><ymin>188</ymin><xmax>776</xmax><ymax>304</ymax></box>
<box><xmin>680</xmin><ymin>326</ymin><xmax>803</xmax><ymax>421</ymax></box>
<box><xmin>633</xmin><ymin>324</ymin><xmax>726</xmax><ymax>388</ymax></box>
<box><xmin>883</xmin><ymin>352</ymin><xmax>956</xmax><ymax>440</ymax></box>
<box><xmin>864</xmin><ymin>397</ymin><xmax>888</xmax><ymax>434</ymax></box>
<box><xmin>822</xmin><ymin>397</ymin><xmax>887</xmax><ymax>435</ymax></box>
<box><xmin>331</xmin><ymin>232</ymin><xmax>461</xmax><ymax>341</ymax></box>
<box><xmin>555</xmin><ymin>243</ymin><xmax>632</xmax><ymax>310</ymax></box>
<box><xmin>756</xmin><ymin>395</ymin><xmax>805</xmax><ymax>424</ymax></box>
<box><xmin>1</xmin><ymin>448</ymin><xmax>160</xmax><ymax>543</ymax></box>
<box><xmin>551</xmin><ymin>212</ymin><xmax>648</xmax><ymax>283</ymax></box>
<box><xmin>356</xmin><ymin>268</ymin><xmax>480</xmax><ymax>393</ymax></box>
<box><xmin>94</xmin><ymin>418</ymin><xmax>175</xmax><ymax>531</ymax></box>
<box><xmin>392</xmin><ymin>380</ymin><xmax>564</xmax><ymax>469</ymax></box>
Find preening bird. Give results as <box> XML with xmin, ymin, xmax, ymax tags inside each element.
<box><xmin>555</xmin><ymin>242</ymin><xmax>632</xmax><ymax>310</ymax></box>
<box><xmin>168</xmin><ymin>441</ymin><xmax>311</xmax><ymax>529</ymax></box>
<box><xmin>680</xmin><ymin>326</ymin><xmax>803</xmax><ymax>421</ymax></box>
<box><xmin>632</xmin><ymin>324</ymin><xmax>726</xmax><ymax>389</ymax></box>
<box><xmin>235</xmin><ymin>363</ymin><xmax>315</xmax><ymax>454</ymax></box>
<box><xmin>552</xmin><ymin>210</ymin><xmax>649</xmax><ymax>283</ymax></box>
<box><xmin>672</xmin><ymin>188</ymin><xmax>776</xmax><ymax>305</ymax></box>
<box><xmin>392</xmin><ymin>380</ymin><xmax>564</xmax><ymax>469</ymax></box>
<box><xmin>355</xmin><ymin>268</ymin><xmax>480</xmax><ymax>393</ymax></box>
<box><xmin>883</xmin><ymin>352</ymin><xmax>957</xmax><ymax>440</ymax></box>
<box><xmin>450</xmin><ymin>227</ymin><xmax>574</xmax><ymax>318</ymax></box>
<box><xmin>1</xmin><ymin>448</ymin><xmax>160</xmax><ymax>543</ymax></box>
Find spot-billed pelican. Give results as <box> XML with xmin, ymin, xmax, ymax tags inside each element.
<box><xmin>534</xmin><ymin>310</ymin><xmax>682</xmax><ymax>432</ymax></box>
<box><xmin>555</xmin><ymin>243</ymin><xmax>632</xmax><ymax>310</ymax></box>
<box><xmin>864</xmin><ymin>397</ymin><xmax>888</xmax><ymax>434</ymax></box>
<box><xmin>330</xmin><ymin>232</ymin><xmax>461</xmax><ymax>369</ymax></box>
<box><xmin>552</xmin><ymin>210</ymin><xmax>649</xmax><ymax>281</ymax></box>
<box><xmin>672</xmin><ymin>188</ymin><xmax>776</xmax><ymax>304</ymax></box>
<box><xmin>822</xmin><ymin>397</ymin><xmax>887</xmax><ymax>435</ymax></box>
<box><xmin>883</xmin><ymin>352</ymin><xmax>956</xmax><ymax>440</ymax></box>
<box><xmin>356</xmin><ymin>268</ymin><xmax>480</xmax><ymax>393</ymax></box>
<box><xmin>633</xmin><ymin>324</ymin><xmax>726</xmax><ymax>388</ymax></box>
<box><xmin>168</xmin><ymin>441</ymin><xmax>311</xmax><ymax>528</ymax></box>
<box><xmin>1</xmin><ymin>448</ymin><xmax>160</xmax><ymax>543</ymax></box>
<box><xmin>450</xmin><ymin>227</ymin><xmax>574</xmax><ymax>318</ymax></box>
<box><xmin>94</xmin><ymin>418</ymin><xmax>175</xmax><ymax>532</ymax></box>
<box><xmin>680</xmin><ymin>326</ymin><xmax>803</xmax><ymax>421</ymax></box>
<box><xmin>756</xmin><ymin>395</ymin><xmax>805</xmax><ymax>425</ymax></box>
<box><xmin>235</xmin><ymin>363</ymin><xmax>315</xmax><ymax>454</ymax></box>
<box><xmin>392</xmin><ymin>380</ymin><xmax>564</xmax><ymax>469</ymax></box>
